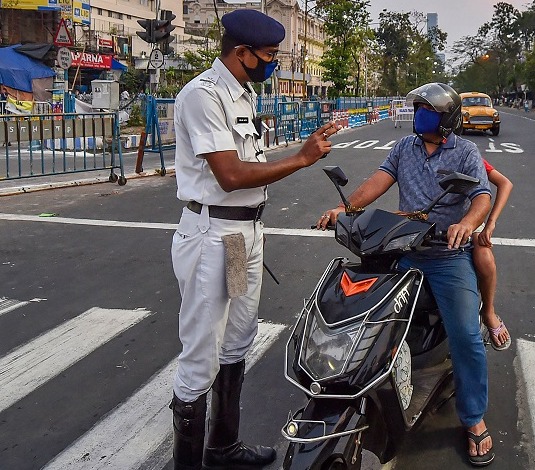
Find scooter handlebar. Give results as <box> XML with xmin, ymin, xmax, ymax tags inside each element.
<box><xmin>427</xmin><ymin>230</ymin><xmax>472</xmax><ymax>247</ymax></box>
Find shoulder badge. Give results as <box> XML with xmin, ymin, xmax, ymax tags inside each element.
<box><xmin>199</xmin><ymin>77</ymin><xmax>216</xmax><ymax>89</ymax></box>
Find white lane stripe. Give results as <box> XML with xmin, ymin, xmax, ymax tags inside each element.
<box><xmin>517</xmin><ymin>339</ymin><xmax>535</xmax><ymax>438</ymax></box>
<box><xmin>0</xmin><ymin>307</ymin><xmax>151</xmax><ymax>414</ymax></box>
<box><xmin>2</xmin><ymin>213</ymin><xmax>534</xmax><ymax>247</ymax></box>
<box><xmin>0</xmin><ymin>213</ymin><xmax>177</xmax><ymax>230</ymax></box>
<box><xmin>43</xmin><ymin>321</ymin><xmax>287</xmax><ymax>470</ymax></box>
<box><xmin>0</xmin><ymin>297</ymin><xmax>29</xmax><ymax>317</ymax></box>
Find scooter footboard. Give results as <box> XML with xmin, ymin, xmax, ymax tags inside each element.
<box><xmin>282</xmin><ymin>398</ymin><xmax>368</xmax><ymax>470</ymax></box>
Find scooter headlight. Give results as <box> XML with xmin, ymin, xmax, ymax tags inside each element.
<box><xmin>301</xmin><ymin>313</ymin><xmax>359</xmax><ymax>380</ymax></box>
<box><xmin>384</xmin><ymin>233</ymin><xmax>419</xmax><ymax>252</ymax></box>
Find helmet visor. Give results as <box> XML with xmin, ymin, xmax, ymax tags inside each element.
<box><xmin>406</xmin><ymin>83</ymin><xmax>456</xmax><ymax>113</ymax></box>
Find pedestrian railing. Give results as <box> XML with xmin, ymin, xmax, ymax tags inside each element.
<box><xmin>135</xmin><ymin>96</ymin><xmax>174</xmax><ymax>176</ymax></box>
<box><xmin>0</xmin><ymin>110</ymin><xmax>126</xmax><ymax>185</ymax></box>
<box><xmin>276</xmin><ymin>102</ymin><xmax>301</xmax><ymax>145</ymax></box>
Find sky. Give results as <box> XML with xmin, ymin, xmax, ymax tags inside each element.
<box><xmin>368</xmin><ymin>0</ymin><xmax>531</xmax><ymax>53</ymax></box>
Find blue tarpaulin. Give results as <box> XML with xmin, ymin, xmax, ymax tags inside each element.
<box><xmin>0</xmin><ymin>45</ymin><xmax>55</xmax><ymax>93</ymax></box>
<box><xmin>111</xmin><ymin>58</ymin><xmax>127</xmax><ymax>71</ymax></box>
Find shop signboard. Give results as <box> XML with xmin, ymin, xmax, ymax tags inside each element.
<box><xmin>71</xmin><ymin>51</ymin><xmax>113</xmax><ymax>70</ymax></box>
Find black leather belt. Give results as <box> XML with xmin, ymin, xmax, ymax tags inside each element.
<box><xmin>187</xmin><ymin>201</ymin><xmax>264</xmax><ymax>221</ymax></box>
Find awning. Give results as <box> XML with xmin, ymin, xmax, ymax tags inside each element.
<box><xmin>111</xmin><ymin>59</ymin><xmax>127</xmax><ymax>71</ymax></box>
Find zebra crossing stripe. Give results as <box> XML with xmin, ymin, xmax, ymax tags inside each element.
<box><xmin>42</xmin><ymin>321</ymin><xmax>287</xmax><ymax>470</ymax></box>
<box><xmin>0</xmin><ymin>307</ymin><xmax>151</xmax><ymax>414</ymax></box>
<box><xmin>0</xmin><ymin>297</ymin><xmax>29</xmax><ymax>317</ymax></box>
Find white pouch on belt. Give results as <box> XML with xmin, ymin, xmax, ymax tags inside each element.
<box><xmin>221</xmin><ymin>233</ymin><xmax>248</xmax><ymax>298</ymax></box>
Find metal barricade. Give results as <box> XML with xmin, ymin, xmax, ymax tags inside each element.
<box><xmin>275</xmin><ymin>102</ymin><xmax>300</xmax><ymax>146</ymax></box>
<box><xmin>258</xmin><ymin>113</ymin><xmax>276</xmax><ymax>148</ymax></box>
<box><xmin>319</xmin><ymin>101</ymin><xmax>334</xmax><ymax>125</ymax></box>
<box><xmin>391</xmin><ymin>99</ymin><xmax>414</xmax><ymax>128</ymax></box>
<box><xmin>300</xmin><ymin>101</ymin><xmax>320</xmax><ymax>138</ymax></box>
<box><xmin>135</xmin><ymin>96</ymin><xmax>174</xmax><ymax>176</ymax></box>
<box><xmin>33</xmin><ymin>101</ymin><xmax>52</xmax><ymax>115</ymax></box>
<box><xmin>0</xmin><ymin>111</ymin><xmax>126</xmax><ymax>185</ymax></box>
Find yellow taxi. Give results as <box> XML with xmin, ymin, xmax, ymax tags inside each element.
<box><xmin>460</xmin><ymin>92</ymin><xmax>500</xmax><ymax>135</ymax></box>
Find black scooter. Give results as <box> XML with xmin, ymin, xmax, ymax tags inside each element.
<box><xmin>281</xmin><ymin>166</ymin><xmax>482</xmax><ymax>469</ymax></box>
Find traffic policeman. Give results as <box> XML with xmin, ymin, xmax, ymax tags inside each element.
<box><xmin>170</xmin><ymin>9</ymin><xmax>340</xmax><ymax>470</ymax></box>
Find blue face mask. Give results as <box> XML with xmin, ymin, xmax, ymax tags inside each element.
<box><xmin>242</xmin><ymin>48</ymin><xmax>278</xmax><ymax>83</ymax></box>
<box><xmin>414</xmin><ymin>106</ymin><xmax>441</xmax><ymax>134</ymax></box>
<box><xmin>263</xmin><ymin>60</ymin><xmax>278</xmax><ymax>80</ymax></box>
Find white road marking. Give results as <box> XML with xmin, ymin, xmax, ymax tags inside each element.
<box><xmin>0</xmin><ymin>296</ymin><xmax>29</xmax><ymax>317</ymax></box>
<box><xmin>0</xmin><ymin>307</ymin><xmax>151</xmax><ymax>413</ymax></box>
<box><xmin>42</xmin><ymin>321</ymin><xmax>286</xmax><ymax>470</ymax></box>
<box><xmin>1</xmin><ymin>213</ymin><xmax>534</xmax><ymax>247</ymax></box>
<box><xmin>517</xmin><ymin>339</ymin><xmax>535</xmax><ymax>439</ymax></box>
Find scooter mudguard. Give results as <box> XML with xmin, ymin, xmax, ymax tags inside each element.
<box><xmin>282</xmin><ymin>397</ymin><xmax>367</xmax><ymax>470</ymax></box>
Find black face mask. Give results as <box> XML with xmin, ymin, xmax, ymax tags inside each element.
<box><xmin>240</xmin><ymin>49</ymin><xmax>278</xmax><ymax>83</ymax></box>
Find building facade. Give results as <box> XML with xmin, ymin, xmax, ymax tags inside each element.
<box><xmin>0</xmin><ymin>0</ymin><xmax>328</xmax><ymax>96</ymax></box>
<box><xmin>183</xmin><ymin>0</ymin><xmax>329</xmax><ymax>97</ymax></box>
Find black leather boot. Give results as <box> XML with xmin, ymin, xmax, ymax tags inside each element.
<box><xmin>203</xmin><ymin>360</ymin><xmax>276</xmax><ymax>469</ymax></box>
<box><xmin>170</xmin><ymin>393</ymin><xmax>207</xmax><ymax>470</ymax></box>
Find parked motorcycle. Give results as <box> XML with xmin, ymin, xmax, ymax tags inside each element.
<box><xmin>281</xmin><ymin>166</ymin><xmax>482</xmax><ymax>469</ymax></box>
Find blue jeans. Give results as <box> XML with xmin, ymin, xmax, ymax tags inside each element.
<box><xmin>399</xmin><ymin>252</ymin><xmax>487</xmax><ymax>427</ymax></box>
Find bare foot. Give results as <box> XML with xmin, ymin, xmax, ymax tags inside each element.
<box><xmin>468</xmin><ymin>420</ymin><xmax>493</xmax><ymax>457</ymax></box>
<box><xmin>482</xmin><ymin>311</ymin><xmax>510</xmax><ymax>346</ymax></box>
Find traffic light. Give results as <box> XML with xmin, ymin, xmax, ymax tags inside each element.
<box><xmin>137</xmin><ymin>19</ymin><xmax>154</xmax><ymax>43</ymax></box>
<box><xmin>136</xmin><ymin>12</ymin><xmax>176</xmax><ymax>47</ymax></box>
<box><xmin>153</xmin><ymin>11</ymin><xmax>176</xmax><ymax>43</ymax></box>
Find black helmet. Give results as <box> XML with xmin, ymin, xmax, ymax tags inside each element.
<box><xmin>406</xmin><ymin>82</ymin><xmax>462</xmax><ymax>138</ymax></box>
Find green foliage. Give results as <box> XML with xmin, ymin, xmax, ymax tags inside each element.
<box><xmin>374</xmin><ymin>11</ymin><xmax>442</xmax><ymax>96</ymax></box>
<box><xmin>121</xmin><ymin>68</ymin><xmax>147</xmax><ymax>95</ymax></box>
<box><xmin>155</xmin><ymin>85</ymin><xmax>181</xmax><ymax>98</ymax></box>
<box><xmin>523</xmin><ymin>48</ymin><xmax>535</xmax><ymax>92</ymax></box>
<box><xmin>451</xmin><ymin>2</ymin><xmax>524</xmax><ymax>96</ymax></box>
<box><xmin>128</xmin><ymin>103</ymin><xmax>145</xmax><ymax>126</ymax></box>
<box><xmin>317</xmin><ymin>0</ymin><xmax>370</xmax><ymax>97</ymax></box>
<box><xmin>183</xmin><ymin>48</ymin><xmax>220</xmax><ymax>78</ymax></box>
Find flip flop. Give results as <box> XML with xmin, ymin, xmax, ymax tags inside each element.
<box><xmin>467</xmin><ymin>429</ymin><xmax>495</xmax><ymax>467</ymax></box>
<box><xmin>487</xmin><ymin>316</ymin><xmax>511</xmax><ymax>351</ymax></box>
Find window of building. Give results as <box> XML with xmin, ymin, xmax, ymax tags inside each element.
<box><xmin>127</xmin><ymin>15</ymin><xmax>131</xmax><ymax>19</ymax></box>
<box><xmin>108</xmin><ymin>11</ymin><xmax>113</xmax><ymax>17</ymax></box>
<box><xmin>183</xmin><ymin>4</ymin><xmax>188</xmax><ymax>14</ymax></box>
<box><xmin>97</xmin><ymin>8</ymin><xmax>102</xmax><ymax>15</ymax></box>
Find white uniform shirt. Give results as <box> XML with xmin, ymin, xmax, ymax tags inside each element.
<box><xmin>174</xmin><ymin>58</ymin><xmax>267</xmax><ymax>207</ymax></box>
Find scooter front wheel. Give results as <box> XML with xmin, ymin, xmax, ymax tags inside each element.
<box><xmin>282</xmin><ymin>398</ymin><xmax>365</xmax><ymax>470</ymax></box>
<box><xmin>326</xmin><ymin>442</ymin><xmax>363</xmax><ymax>470</ymax></box>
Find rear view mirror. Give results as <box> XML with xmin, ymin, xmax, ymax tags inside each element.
<box><xmin>438</xmin><ymin>172</ymin><xmax>479</xmax><ymax>194</ymax></box>
<box><xmin>323</xmin><ymin>166</ymin><xmax>348</xmax><ymax>187</ymax></box>
<box><xmin>323</xmin><ymin>166</ymin><xmax>351</xmax><ymax>210</ymax></box>
<box><xmin>421</xmin><ymin>171</ymin><xmax>480</xmax><ymax>215</ymax></box>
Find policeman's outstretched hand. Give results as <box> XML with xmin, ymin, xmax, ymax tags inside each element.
<box><xmin>298</xmin><ymin>121</ymin><xmax>341</xmax><ymax>166</ymax></box>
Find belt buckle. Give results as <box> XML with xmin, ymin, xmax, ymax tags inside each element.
<box><xmin>255</xmin><ymin>202</ymin><xmax>265</xmax><ymax>221</ymax></box>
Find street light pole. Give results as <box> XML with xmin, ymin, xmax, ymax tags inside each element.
<box><xmin>302</xmin><ymin>0</ymin><xmax>308</xmax><ymax>100</ymax></box>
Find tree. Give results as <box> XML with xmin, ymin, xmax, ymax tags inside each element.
<box><xmin>317</xmin><ymin>0</ymin><xmax>370</xmax><ymax>98</ymax></box>
<box><xmin>121</xmin><ymin>67</ymin><xmax>147</xmax><ymax>95</ymax></box>
<box><xmin>373</xmin><ymin>10</ymin><xmax>444</xmax><ymax>95</ymax></box>
<box><xmin>452</xmin><ymin>2</ymin><xmax>522</xmax><ymax>96</ymax></box>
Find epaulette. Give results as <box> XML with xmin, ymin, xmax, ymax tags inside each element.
<box><xmin>198</xmin><ymin>74</ymin><xmax>217</xmax><ymax>89</ymax></box>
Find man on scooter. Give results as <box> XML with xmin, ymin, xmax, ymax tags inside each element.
<box><xmin>318</xmin><ymin>83</ymin><xmax>494</xmax><ymax>467</ymax></box>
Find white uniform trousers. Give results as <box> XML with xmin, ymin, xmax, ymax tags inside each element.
<box><xmin>171</xmin><ymin>205</ymin><xmax>264</xmax><ymax>402</ymax></box>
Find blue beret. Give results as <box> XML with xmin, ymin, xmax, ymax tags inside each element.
<box><xmin>221</xmin><ymin>10</ymin><xmax>285</xmax><ymax>47</ymax></box>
